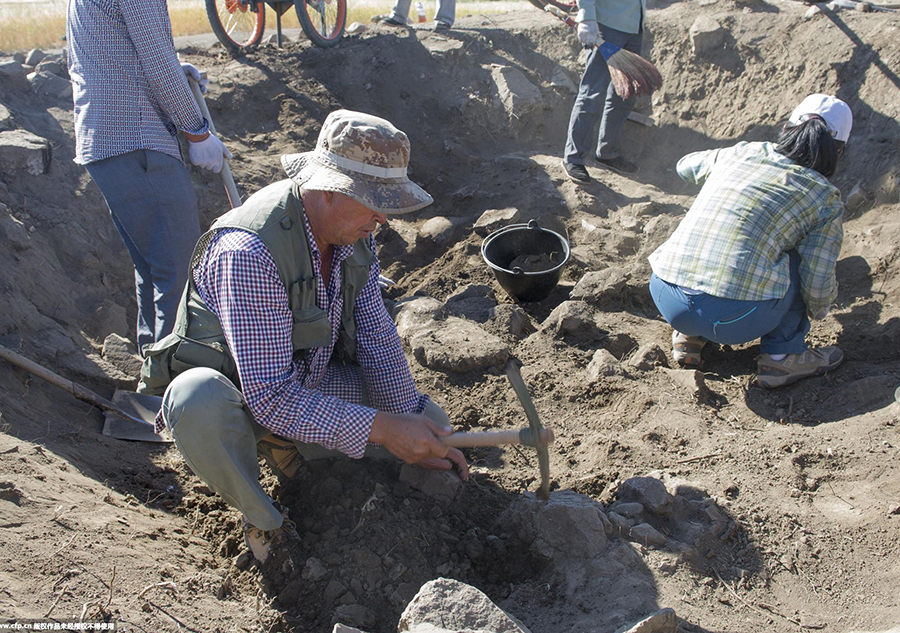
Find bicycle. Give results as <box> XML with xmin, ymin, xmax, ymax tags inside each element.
<box><xmin>206</xmin><ymin>0</ymin><xmax>347</xmax><ymax>53</ymax></box>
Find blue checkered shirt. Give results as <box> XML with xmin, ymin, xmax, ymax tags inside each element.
<box><xmin>66</xmin><ymin>0</ymin><xmax>209</xmax><ymax>165</ymax></box>
<box><xmin>165</xmin><ymin>221</ymin><xmax>429</xmax><ymax>458</ymax></box>
<box><xmin>649</xmin><ymin>142</ymin><xmax>844</xmax><ymax>319</ymax></box>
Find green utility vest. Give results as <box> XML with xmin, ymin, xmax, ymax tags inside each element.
<box><xmin>138</xmin><ymin>179</ymin><xmax>375</xmax><ymax>396</ymax></box>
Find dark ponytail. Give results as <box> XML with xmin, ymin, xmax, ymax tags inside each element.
<box><xmin>774</xmin><ymin>115</ymin><xmax>844</xmax><ymax>178</ymax></box>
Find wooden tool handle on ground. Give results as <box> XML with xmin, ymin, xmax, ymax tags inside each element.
<box><xmin>0</xmin><ymin>343</ymin><xmax>149</xmax><ymax>427</ymax></box>
<box><xmin>441</xmin><ymin>428</ymin><xmax>554</xmax><ymax>448</ymax></box>
<box><xmin>188</xmin><ymin>76</ymin><xmax>242</xmax><ymax>209</ymax></box>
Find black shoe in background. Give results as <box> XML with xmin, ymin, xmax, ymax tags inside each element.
<box><xmin>562</xmin><ymin>160</ymin><xmax>591</xmax><ymax>183</ymax></box>
<box><xmin>380</xmin><ymin>16</ymin><xmax>407</xmax><ymax>26</ymax></box>
<box><xmin>596</xmin><ymin>156</ymin><xmax>639</xmax><ymax>175</ymax></box>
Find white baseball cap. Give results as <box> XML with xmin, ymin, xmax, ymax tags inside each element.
<box><xmin>788</xmin><ymin>94</ymin><xmax>852</xmax><ymax>143</ymax></box>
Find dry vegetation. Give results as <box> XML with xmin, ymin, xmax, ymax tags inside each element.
<box><xmin>0</xmin><ymin>0</ymin><xmax>521</xmax><ymax>53</ymax></box>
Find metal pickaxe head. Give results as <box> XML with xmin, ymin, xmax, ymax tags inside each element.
<box><xmin>503</xmin><ymin>359</ymin><xmax>553</xmax><ymax>501</ymax></box>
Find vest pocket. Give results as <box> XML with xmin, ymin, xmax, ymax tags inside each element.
<box><xmin>291</xmin><ymin>306</ymin><xmax>332</xmax><ymax>350</ymax></box>
<box><xmin>170</xmin><ymin>337</ymin><xmax>235</xmax><ymax>380</ymax></box>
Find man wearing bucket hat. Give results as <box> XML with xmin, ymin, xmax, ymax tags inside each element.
<box><xmin>648</xmin><ymin>94</ymin><xmax>852</xmax><ymax>388</ymax></box>
<box><xmin>138</xmin><ymin>109</ymin><xmax>468</xmax><ymax>564</ymax></box>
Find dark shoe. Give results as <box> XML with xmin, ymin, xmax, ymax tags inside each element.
<box><xmin>757</xmin><ymin>346</ymin><xmax>843</xmax><ymax>388</ymax></box>
<box><xmin>257</xmin><ymin>435</ymin><xmax>302</xmax><ymax>484</ymax></box>
<box><xmin>379</xmin><ymin>16</ymin><xmax>407</xmax><ymax>26</ymax></box>
<box><xmin>242</xmin><ymin>504</ymin><xmax>299</xmax><ymax>565</ymax></box>
<box><xmin>562</xmin><ymin>160</ymin><xmax>591</xmax><ymax>183</ymax></box>
<box><xmin>433</xmin><ymin>20</ymin><xmax>451</xmax><ymax>31</ymax></box>
<box><xmin>596</xmin><ymin>156</ymin><xmax>639</xmax><ymax>175</ymax></box>
<box><xmin>672</xmin><ymin>330</ymin><xmax>706</xmax><ymax>367</ymax></box>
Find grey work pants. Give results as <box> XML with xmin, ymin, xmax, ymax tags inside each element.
<box><xmin>161</xmin><ymin>366</ymin><xmax>450</xmax><ymax>530</ymax></box>
<box><xmin>564</xmin><ymin>24</ymin><xmax>644</xmax><ymax>164</ymax></box>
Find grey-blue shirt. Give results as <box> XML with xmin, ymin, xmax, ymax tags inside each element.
<box><xmin>576</xmin><ymin>0</ymin><xmax>645</xmax><ymax>34</ymax></box>
<box><xmin>66</xmin><ymin>0</ymin><xmax>209</xmax><ymax>165</ymax></box>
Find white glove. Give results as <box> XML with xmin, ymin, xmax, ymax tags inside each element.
<box><xmin>189</xmin><ymin>134</ymin><xmax>232</xmax><ymax>173</ymax></box>
<box><xmin>577</xmin><ymin>20</ymin><xmax>600</xmax><ymax>48</ymax></box>
<box><xmin>181</xmin><ymin>63</ymin><xmax>209</xmax><ymax>94</ymax></box>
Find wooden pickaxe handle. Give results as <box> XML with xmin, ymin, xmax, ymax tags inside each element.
<box><xmin>441</xmin><ymin>427</ymin><xmax>555</xmax><ymax>449</ymax></box>
<box><xmin>188</xmin><ymin>73</ymin><xmax>242</xmax><ymax>210</ymax></box>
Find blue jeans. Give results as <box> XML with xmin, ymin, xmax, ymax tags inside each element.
<box><xmin>390</xmin><ymin>0</ymin><xmax>455</xmax><ymax>26</ymax></box>
<box><xmin>649</xmin><ymin>251</ymin><xmax>811</xmax><ymax>355</ymax></box>
<box><xmin>564</xmin><ymin>24</ymin><xmax>643</xmax><ymax>164</ymax></box>
<box><xmin>86</xmin><ymin>150</ymin><xmax>200</xmax><ymax>353</ymax></box>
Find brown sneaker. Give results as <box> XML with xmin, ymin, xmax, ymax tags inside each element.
<box><xmin>757</xmin><ymin>346</ymin><xmax>843</xmax><ymax>388</ymax></box>
<box><xmin>257</xmin><ymin>435</ymin><xmax>302</xmax><ymax>484</ymax></box>
<box><xmin>672</xmin><ymin>330</ymin><xmax>706</xmax><ymax>367</ymax></box>
<box><xmin>242</xmin><ymin>504</ymin><xmax>299</xmax><ymax>565</ymax></box>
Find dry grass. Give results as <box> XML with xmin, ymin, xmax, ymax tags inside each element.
<box><xmin>0</xmin><ymin>0</ymin><xmax>523</xmax><ymax>54</ymax></box>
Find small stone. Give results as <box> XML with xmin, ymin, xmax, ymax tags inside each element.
<box><xmin>418</xmin><ymin>216</ymin><xmax>456</xmax><ymax>244</ymax></box>
<box><xmin>399</xmin><ymin>464</ymin><xmax>462</xmax><ymax>503</ymax></box>
<box><xmin>345</xmin><ymin>21</ymin><xmax>367</xmax><ymax>34</ymax></box>
<box><xmin>0</xmin><ymin>60</ymin><xmax>27</xmax><ymax>77</ymax></box>
<box><xmin>615</xmin><ymin>607</ymin><xmax>677</xmax><ymax>633</ymax></box>
<box><xmin>625</xmin><ymin>344</ymin><xmax>668</xmax><ymax>371</ymax></box>
<box><xmin>586</xmin><ymin>348</ymin><xmax>626</xmax><ymax>379</ymax></box>
<box><xmin>474</xmin><ymin>207</ymin><xmax>520</xmax><ymax>231</ymax></box>
<box><xmin>233</xmin><ymin>551</ymin><xmax>253</xmax><ymax>570</ymax></box>
<box><xmin>541</xmin><ymin>300</ymin><xmax>604</xmax><ymax>340</ymax></box>
<box><xmin>26</xmin><ymin>70</ymin><xmax>73</xmax><ymax>100</ymax></box>
<box><xmin>0</xmin><ymin>103</ymin><xmax>12</xmax><ymax>131</ymax></box>
<box><xmin>324</xmin><ymin>579</ymin><xmax>347</xmax><ymax>604</ymax></box>
<box><xmin>612</xmin><ymin>502</ymin><xmax>645</xmax><ymax>518</ymax></box>
<box><xmin>845</xmin><ymin>183</ymin><xmax>868</xmax><ymax>212</ymax></box>
<box><xmin>332</xmin><ymin>605</ymin><xmax>376</xmax><ymax>630</ymax></box>
<box><xmin>24</xmin><ymin>48</ymin><xmax>46</xmax><ymax>66</ymax></box>
<box><xmin>662</xmin><ymin>368</ymin><xmax>713</xmax><ymax>403</ymax></box>
<box><xmin>628</xmin><ymin>523</ymin><xmax>668</xmax><ymax>548</ymax></box>
<box><xmin>570</xmin><ymin>267</ymin><xmax>631</xmax><ymax>306</ymax></box>
<box><xmin>102</xmin><ymin>333</ymin><xmax>142</xmax><ymax>376</ymax></box>
<box><xmin>302</xmin><ymin>557</ymin><xmax>328</xmax><ymax>581</ymax></box>
<box><xmin>689</xmin><ymin>16</ymin><xmax>726</xmax><ymax>56</ymax></box>
<box><xmin>618</xmin><ymin>477</ymin><xmax>675</xmax><ymax>516</ymax></box>
<box><xmin>0</xmin><ymin>129</ymin><xmax>51</xmax><ymax>175</ymax></box>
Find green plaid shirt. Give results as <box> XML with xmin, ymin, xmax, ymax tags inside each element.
<box><xmin>648</xmin><ymin>142</ymin><xmax>844</xmax><ymax>319</ymax></box>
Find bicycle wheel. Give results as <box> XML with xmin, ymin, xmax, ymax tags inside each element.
<box><xmin>206</xmin><ymin>0</ymin><xmax>266</xmax><ymax>53</ymax></box>
<box><xmin>295</xmin><ymin>0</ymin><xmax>346</xmax><ymax>48</ymax></box>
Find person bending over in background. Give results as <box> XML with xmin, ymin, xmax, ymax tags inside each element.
<box><xmin>648</xmin><ymin>94</ymin><xmax>852</xmax><ymax>388</ymax></box>
<box><xmin>67</xmin><ymin>0</ymin><xmax>232</xmax><ymax>353</ymax></box>
<box><xmin>139</xmin><ymin>110</ymin><xmax>468</xmax><ymax>565</ymax></box>
<box><xmin>561</xmin><ymin>0</ymin><xmax>645</xmax><ymax>184</ymax></box>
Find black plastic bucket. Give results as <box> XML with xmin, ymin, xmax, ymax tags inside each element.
<box><xmin>481</xmin><ymin>219</ymin><xmax>570</xmax><ymax>303</ymax></box>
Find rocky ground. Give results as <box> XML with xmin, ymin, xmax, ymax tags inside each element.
<box><xmin>0</xmin><ymin>1</ymin><xmax>899</xmax><ymax>632</ymax></box>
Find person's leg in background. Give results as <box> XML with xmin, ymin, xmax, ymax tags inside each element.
<box><xmin>563</xmin><ymin>46</ymin><xmax>613</xmax><ymax>174</ymax></box>
<box><xmin>595</xmin><ymin>26</ymin><xmax>643</xmax><ymax>174</ymax></box>
<box><xmin>387</xmin><ymin>0</ymin><xmax>412</xmax><ymax>24</ymax></box>
<box><xmin>86</xmin><ymin>150</ymin><xmax>201</xmax><ymax>353</ymax></box>
<box><xmin>434</xmin><ymin>0</ymin><xmax>455</xmax><ymax>28</ymax></box>
<box><xmin>756</xmin><ymin>251</ymin><xmax>842</xmax><ymax>387</ymax></box>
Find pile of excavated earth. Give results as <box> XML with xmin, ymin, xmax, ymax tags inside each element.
<box><xmin>0</xmin><ymin>1</ymin><xmax>898</xmax><ymax>631</ymax></box>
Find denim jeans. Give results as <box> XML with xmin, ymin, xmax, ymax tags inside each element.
<box><xmin>86</xmin><ymin>150</ymin><xmax>200</xmax><ymax>353</ymax></box>
<box><xmin>649</xmin><ymin>251</ymin><xmax>811</xmax><ymax>355</ymax></box>
<box><xmin>390</xmin><ymin>0</ymin><xmax>455</xmax><ymax>26</ymax></box>
<box><xmin>564</xmin><ymin>24</ymin><xmax>643</xmax><ymax>164</ymax></box>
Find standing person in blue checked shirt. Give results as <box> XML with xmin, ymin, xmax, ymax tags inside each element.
<box><xmin>67</xmin><ymin>0</ymin><xmax>232</xmax><ymax>354</ymax></box>
<box><xmin>648</xmin><ymin>94</ymin><xmax>852</xmax><ymax>388</ymax></box>
<box><xmin>561</xmin><ymin>0</ymin><xmax>645</xmax><ymax>184</ymax></box>
<box><xmin>137</xmin><ymin>110</ymin><xmax>469</xmax><ymax>565</ymax></box>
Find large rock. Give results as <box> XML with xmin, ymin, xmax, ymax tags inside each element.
<box><xmin>398</xmin><ymin>578</ymin><xmax>531</xmax><ymax>633</ymax></box>
<box><xmin>395</xmin><ymin>298</ymin><xmax>510</xmax><ymax>372</ymax></box>
<box><xmin>488</xmin><ymin>304</ymin><xmax>536</xmax><ymax>337</ymax></box>
<box><xmin>0</xmin><ymin>130</ymin><xmax>51</xmax><ymax>175</ymax></box>
<box><xmin>0</xmin><ymin>60</ymin><xmax>28</xmax><ymax>77</ymax></box>
<box><xmin>418</xmin><ymin>216</ymin><xmax>457</xmax><ymax>245</ymax></box>
<box><xmin>625</xmin><ymin>344</ymin><xmax>668</xmax><ymax>371</ymax></box>
<box><xmin>541</xmin><ymin>301</ymin><xmax>604</xmax><ymax>340</ymax></box>
<box><xmin>618</xmin><ymin>477</ymin><xmax>674</xmax><ymax>516</ymax></box>
<box><xmin>24</xmin><ymin>48</ymin><xmax>46</xmax><ymax>67</ymax></box>
<box><xmin>689</xmin><ymin>16</ymin><xmax>726</xmax><ymax>56</ymax></box>
<box><xmin>102</xmin><ymin>334</ymin><xmax>142</xmax><ymax>378</ymax></box>
<box><xmin>489</xmin><ymin>64</ymin><xmax>543</xmax><ymax>122</ymax></box>
<box><xmin>509</xmin><ymin>491</ymin><xmax>609</xmax><ymax>560</ymax></box>
<box><xmin>474</xmin><ymin>207</ymin><xmax>520</xmax><ymax>232</ymax></box>
<box><xmin>586</xmin><ymin>348</ymin><xmax>626</xmax><ymax>379</ymax></box>
<box><xmin>27</xmin><ymin>70</ymin><xmax>73</xmax><ymax>100</ymax></box>
<box><xmin>570</xmin><ymin>267</ymin><xmax>632</xmax><ymax>306</ymax></box>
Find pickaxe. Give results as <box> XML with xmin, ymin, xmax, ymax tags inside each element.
<box><xmin>440</xmin><ymin>359</ymin><xmax>554</xmax><ymax>501</ymax></box>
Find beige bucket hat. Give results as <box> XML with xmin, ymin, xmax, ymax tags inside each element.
<box><xmin>281</xmin><ymin>109</ymin><xmax>433</xmax><ymax>214</ymax></box>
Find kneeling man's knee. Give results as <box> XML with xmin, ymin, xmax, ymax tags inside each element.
<box><xmin>162</xmin><ymin>367</ymin><xmax>243</xmax><ymax>431</ymax></box>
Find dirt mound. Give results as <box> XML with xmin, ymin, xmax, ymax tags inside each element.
<box><xmin>1</xmin><ymin>3</ymin><xmax>900</xmax><ymax>632</ymax></box>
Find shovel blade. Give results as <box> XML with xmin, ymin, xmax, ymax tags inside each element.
<box><xmin>102</xmin><ymin>390</ymin><xmax>171</xmax><ymax>443</ymax></box>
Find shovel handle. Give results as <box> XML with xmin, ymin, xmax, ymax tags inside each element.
<box><xmin>442</xmin><ymin>428</ymin><xmax>554</xmax><ymax>448</ymax></box>
<box><xmin>0</xmin><ymin>343</ymin><xmax>149</xmax><ymax>428</ymax></box>
<box><xmin>188</xmin><ymin>76</ymin><xmax>242</xmax><ymax>210</ymax></box>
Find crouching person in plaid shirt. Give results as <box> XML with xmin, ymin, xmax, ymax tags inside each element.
<box><xmin>138</xmin><ymin>110</ymin><xmax>468</xmax><ymax>564</ymax></box>
<box><xmin>648</xmin><ymin>94</ymin><xmax>853</xmax><ymax>389</ymax></box>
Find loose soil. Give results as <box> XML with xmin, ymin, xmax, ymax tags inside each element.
<box><xmin>1</xmin><ymin>2</ymin><xmax>899</xmax><ymax>632</ymax></box>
